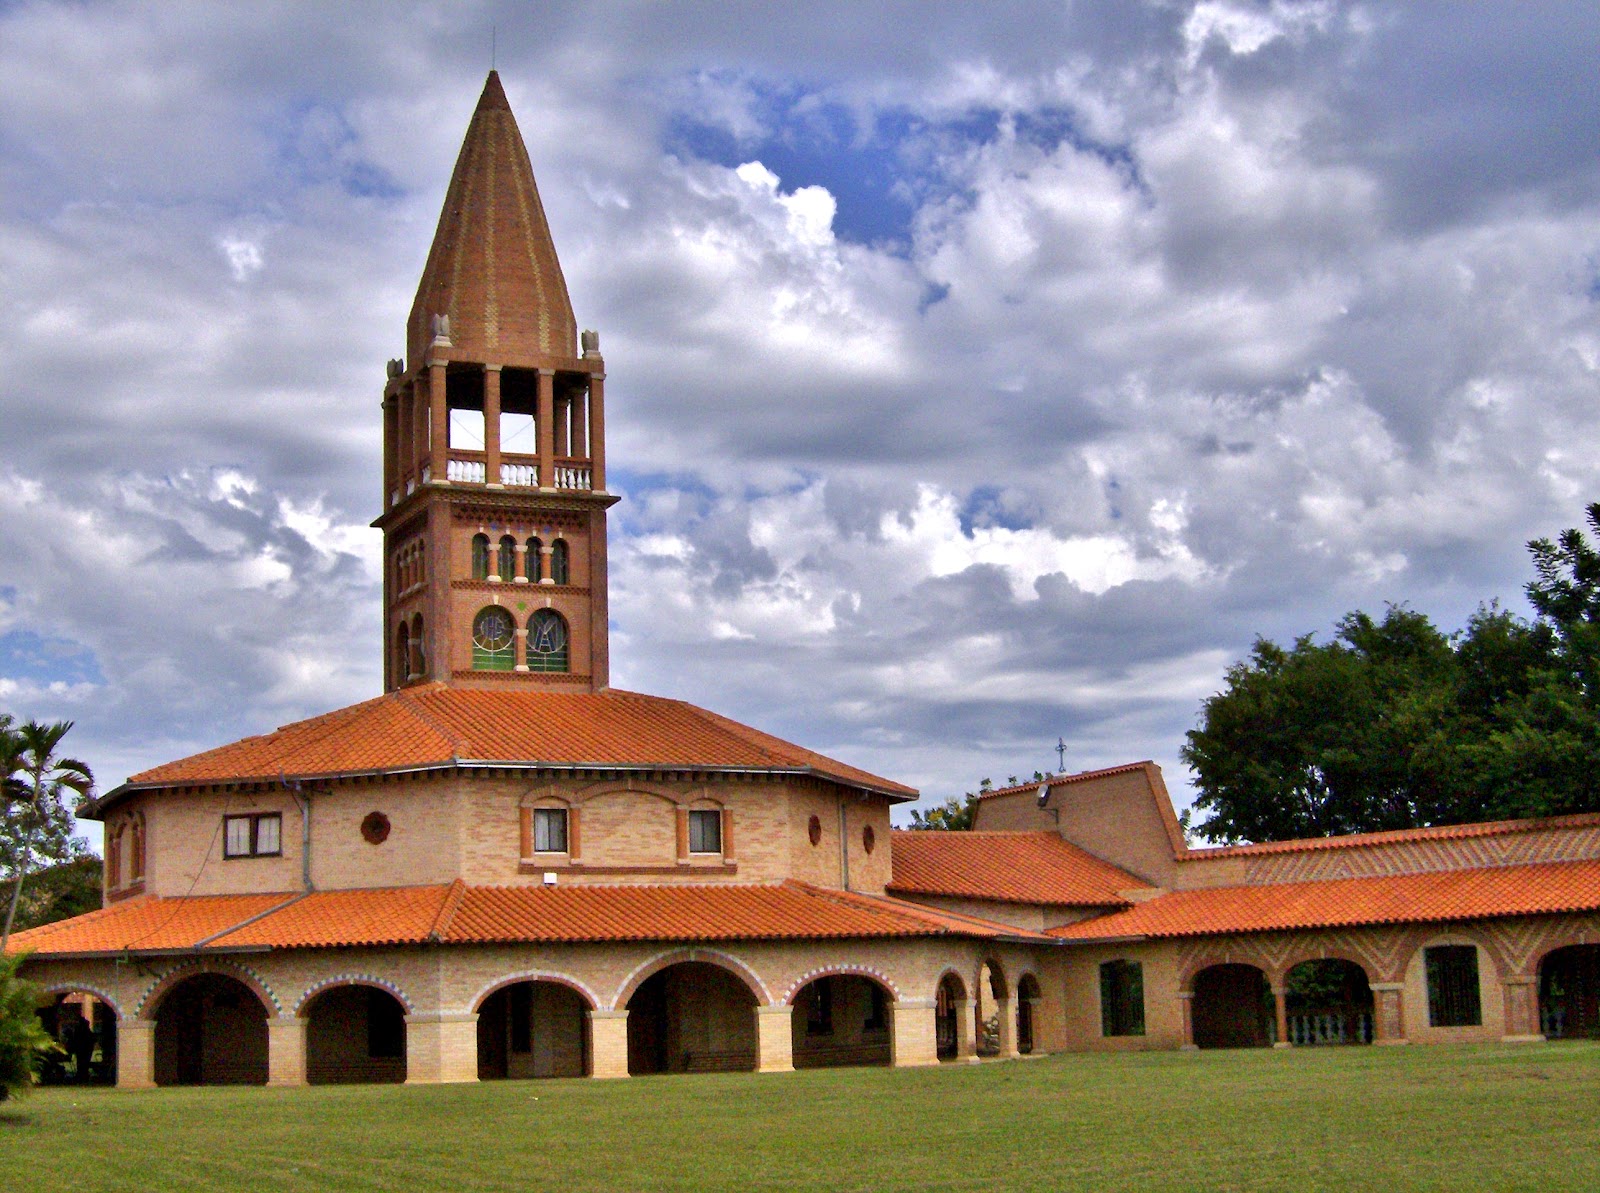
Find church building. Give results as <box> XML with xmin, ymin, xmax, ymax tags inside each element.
<box><xmin>11</xmin><ymin>73</ymin><xmax>1600</xmax><ymax>1088</ymax></box>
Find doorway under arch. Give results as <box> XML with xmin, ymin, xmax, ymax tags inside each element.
<box><xmin>1016</xmin><ymin>974</ymin><xmax>1041</xmax><ymax>1055</ymax></box>
<box><xmin>790</xmin><ymin>974</ymin><xmax>891</xmax><ymax>1069</ymax></box>
<box><xmin>1284</xmin><ymin>959</ymin><xmax>1374</xmax><ymax>1045</ymax></box>
<box><xmin>626</xmin><ymin>961</ymin><xmax>757</xmax><ymax>1075</ymax></box>
<box><xmin>37</xmin><ymin>991</ymin><xmax>116</xmax><ymax>1085</ymax></box>
<box><xmin>153</xmin><ymin>973</ymin><xmax>268</xmax><ymax>1085</ymax></box>
<box><xmin>304</xmin><ymin>985</ymin><xmax>407</xmax><ymax>1084</ymax></box>
<box><xmin>1540</xmin><ymin>944</ymin><xmax>1600</xmax><ymax>1039</ymax></box>
<box><xmin>935</xmin><ymin>972</ymin><xmax>967</xmax><ymax>1060</ymax></box>
<box><xmin>1191</xmin><ymin>963</ymin><xmax>1274</xmax><ymax>1049</ymax></box>
<box><xmin>477</xmin><ymin>980</ymin><xmax>590</xmax><ymax>1079</ymax></box>
<box><xmin>975</xmin><ymin>960</ymin><xmax>1008</xmax><ymax>1057</ymax></box>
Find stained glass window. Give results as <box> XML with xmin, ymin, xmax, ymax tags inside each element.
<box><xmin>472</xmin><ymin>607</ymin><xmax>516</xmax><ymax>670</ymax></box>
<box><xmin>527</xmin><ymin>609</ymin><xmax>569</xmax><ymax>672</ymax></box>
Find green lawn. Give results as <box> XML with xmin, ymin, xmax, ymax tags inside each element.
<box><xmin>4</xmin><ymin>1043</ymin><xmax>1597</xmax><ymax>1192</ymax></box>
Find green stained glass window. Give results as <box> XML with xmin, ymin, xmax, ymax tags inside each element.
<box><xmin>472</xmin><ymin>606</ymin><xmax>516</xmax><ymax>670</ymax></box>
<box><xmin>527</xmin><ymin>609</ymin><xmax>568</xmax><ymax>672</ymax></box>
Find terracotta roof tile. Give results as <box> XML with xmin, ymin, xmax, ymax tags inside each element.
<box><xmin>1051</xmin><ymin>857</ymin><xmax>1600</xmax><ymax>941</ymax></box>
<box><xmin>112</xmin><ymin>684</ymin><xmax>914</xmax><ymax>803</ymax></box>
<box><xmin>1185</xmin><ymin>810</ymin><xmax>1600</xmax><ymax>859</ymax></box>
<box><xmin>975</xmin><ymin>762</ymin><xmax>1153</xmax><ymax>802</ymax></box>
<box><xmin>9</xmin><ymin>880</ymin><xmax>1034</xmax><ymax>959</ymax></box>
<box><xmin>5</xmin><ymin>893</ymin><xmax>293</xmax><ymax>956</ymax></box>
<box><xmin>888</xmin><ymin>831</ymin><xmax>1147</xmax><ymax>906</ymax></box>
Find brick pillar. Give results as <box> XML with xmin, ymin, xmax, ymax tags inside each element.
<box><xmin>1178</xmin><ymin>991</ymin><xmax>1198</xmax><ymax>1051</ymax></box>
<box><xmin>539</xmin><ymin>544</ymin><xmax>554</xmax><ymax>585</ymax></box>
<box><xmin>570</xmin><ymin>384</ymin><xmax>588</xmax><ymax>459</ymax></box>
<box><xmin>589</xmin><ymin>375</ymin><xmax>605</xmax><ymax>491</ymax></box>
<box><xmin>383</xmin><ymin>393</ymin><xmax>398</xmax><ymax>506</ymax></box>
<box><xmin>588</xmin><ymin>1010</ymin><xmax>630</xmax><ymax>1079</ymax></box>
<box><xmin>554</xmin><ymin>392</ymin><xmax>570</xmax><ymax>457</ymax></box>
<box><xmin>536</xmin><ymin>369</ymin><xmax>555</xmax><ymax>491</ymax></box>
<box><xmin>397</xmin><ymin>386</ymin><xmax>413</xmax><ymax>491</ymax></box>
<box><xmin>1501</xmin><ymin>975</ymin><xmax>1545</xmax><ymax>1043</ymax></box>
<box><xmin>890</xmin><ymin>999</ymin><xmax>939</xmax><ymax>1067</ymax></box>
<box><xmin>428</xmin><ymin>359</ymin><xmax>449</xmax><ymax>483</ymax></box>
<box><xmin>955</xmin><ymin>998</ymin><xmax>980</xmax><ymax>1062</ymax></box>
<box><xmin>995</xmin><ymin>997</ymin><xmax>1018</xmax><ymax>1058</ymax></box>
<box><xmin>514</xmin><ymin>542</ymin><xmax>529</xmax><ymax>584</ymax></box>
<box><xmin>267</xmin><ymin>1016</ymin><xmax>307</xmax><ymax>1086</ymax></box>
<box><xmin>756</xmin><ymin>1005</ymin><xmax>794</xmax><ymax>1073</ymax></box>
<box><xmin>411</xmin><ymin>384</ymin><xmax>428</xmax><ymax>484</ymax></box>
<box><xmin>1272</xmin><ymin>986</ymin><xmax>1291</xmax><ymax>1048</ymax></box>
<box><xmin>1370</xmin><ymin>982</ymin><xmax>1407</xmax><ymax>1045</ymax></box>
<box><xmin>514</xmin><ymin>626</ymin><xmax>529</xmax><ymax>673</ymax></box>
<box><xmin>404</xmin><ymin>1012</ymin><xmax>479</xmax><ymax>1084</ymax></box>
<box><xmin>118</xmin><ymin>1019</ymin><xmax>156</xmax><ymax>1089</ymax></box>
<box><xmin>484</xmin><ymin>364</ymin><xmax>502</xmax><ymax>487</ymax></box>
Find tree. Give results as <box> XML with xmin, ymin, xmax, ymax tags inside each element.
<box><xmin>1</xmin><ymin>720</ymin><xmax>94</xmax><ymax>953</ymax></box>
<box><xmin>1183</xmin><ymin>505</ymin><xmax>1600</xmax><ymax>844</ymax></box>
<box><xmin>11</xmin><ymin>857</ymin><xmax>102</xmax><ymax>934</ymax></box>
<box><xmin>908</xmin><ymin>794</ymin><xmax>979</xmax><ymax>831</ymax></box>
<box><xmin>0</xmin><ymin>951</ymin><xmax>55</xmax><ymax>1101</ymax></box>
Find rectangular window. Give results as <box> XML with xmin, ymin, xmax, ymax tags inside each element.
<box><xmin>688</xmin><ymin>808</ymin><xmax>722</xmax><ymax>854</ymax></box>
<box><xmin>1426</xmin><ymin>945</ymin><xmax>1482</xmax><ymax>1027</ymax></box>
<box><xmin>223</xmin><ymin>813</ymin><xmax>283</xmax><ymax>859</ymax></box>
<box><xmin>1100</xmin><ymin>960</ymin><xmax>1146</xmax><ymax>1037</ymax></box>
<box><xmin>533</xmin><ymin>808</ymin><xmax>568</xmax><ymax>853</ymax></box>
<box><xmin>806</xmin><ymin>979</ymin><xmax>834</xmax><ymax>1037</ymax></box>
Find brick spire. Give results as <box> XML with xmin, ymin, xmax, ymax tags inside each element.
<box><xmin>407</xmin><ymin>70</ymin><xmax>578</xmax><ymax>367</ymax></box>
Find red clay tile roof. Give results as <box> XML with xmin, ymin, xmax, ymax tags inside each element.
<box><xmin>104</xmin><ymin>684</ymin><xmax>914</xmax><ymax>806</ymax></box>
<box><xmin>7</xmin><ymin>880</ymin><xmax>1041</xmax><ymax>959</ymax></box>
<box><xmin>1051</xmin><ymin>857</ymin><xmax>1600</xmax><ymax>941</ymax></box>
<box><xmin>888</xmin><ymin>831</ymin><xmax>1148</xmax><ymax>907</ymax></box>
<box><xmin>1184</xmin><ymin>810</ymin><xmax>1600</xmax><ymax>859</ymax></box>
<box><xmin>974</xmin><ymin>762</ymin><xmax>1154</xmax><ymax>802</ymax></box>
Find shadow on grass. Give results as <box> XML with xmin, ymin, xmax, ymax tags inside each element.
<box><xmin>0</xmin><ymin>1108</ymin><xmax>37</xmax><ymax>1127</ymax></box>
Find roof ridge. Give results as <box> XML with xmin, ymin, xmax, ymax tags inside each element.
<box><xmin>975</xmin><ymin>761</ymin><xmax>1153</xmax><ymax>801</ymax></box>
<box><xmin>397</xmin><ymin>687</ymin><xmax>474</xmax><ymax>758</ymax></box>
<box><xmin>1187</xmin><ymin>809</ymin><xmax>1600</xmax><ymax>858</ymax></box>
<box><xmin>428</xmin><ymin>878</ymin><xmax>469</xmax><ymax>941</ymax></box>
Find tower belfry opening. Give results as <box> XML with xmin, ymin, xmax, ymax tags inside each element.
<box><xmin>375</xmin><ymin>70</ymin><xmax>616</xmax><ymax>693</ymax></box>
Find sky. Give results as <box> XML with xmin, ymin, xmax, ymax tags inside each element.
<box><xmin>2</xmin><ymin>1</ymin><xmax>1598</xmax><ymax>846</ymax></box>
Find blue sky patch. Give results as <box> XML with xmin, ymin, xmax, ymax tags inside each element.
<box><xmin>0</xmin><ymin>628</ymin><xmax>105</xmax><ymax>688</ymax></box>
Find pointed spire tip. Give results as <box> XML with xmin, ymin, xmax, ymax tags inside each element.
<box><xmin>478</xmin><ymin>69</ymin><xmax>510</xmax><ymax>112</ymax></box>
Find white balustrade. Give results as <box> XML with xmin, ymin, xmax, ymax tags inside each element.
<box><xmin>500</xmin><ymin>462</ymin><xmax>538</xmax><ymax>487</ymax></box>
<box><xmin>447</xmin><ymin>458</ymin><xmax>486</xmax><ymax>483</ymax></box>
<box><xmin>553</xmin><ymin>463</ymin><xmax>591</xmax><ymax>490</ymax></box>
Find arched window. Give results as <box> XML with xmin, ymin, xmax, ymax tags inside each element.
<box><xmin>107</xmin><ymin>824</ymin><xmax>123</xmax><ymax>888</ymax></box>
<box><xmin>526</xmin><ymin>537</ymin><xmax>543</xmax><ymax>582</ymax></box>
<box><xmin>551</xmin><ymin>539</ymin><xmax>570</xmax><ymax>585</ymax></box>
<box><xmin>526</xmin><ymin>609</ymin><xmax>569</xmax><ymax>672</ymax></box>
<box><xmin>472</xmin><ymin>607</ymin><xmax>517</xmax><ymax>671</ymax></box>
<box><xmin>396</xmin><ymin>622</ymin><xmax>412</xmax><ymax>681</ymax></box>
<box><xmin>497</xmin><ymin>535</ymin><xmax>517</xmax><ymax>582</ymax></box>
<box><xmin>410</xmin><ymin>614</ymin><xmax>426</xmax><ymax>678</ymax></box>
<box><xmin>471</xmin><ymin>533</ymin><xmax>490</xmax><ymax>580</ymax></box>
<box><xmin>130</xmin><ymin>813</ymin><xmax>145</xmax><ymax>882</ymax></box>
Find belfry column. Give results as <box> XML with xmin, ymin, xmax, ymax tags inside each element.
<box><xmin>484</xmin><ymin>364</ymin><xmax>502</xmax><ymax>486</ymax></box>
<box><xmin>589</xmin><ymin>374</ymin><xmax>606</xmax><ymax>491</ymax></box>
<box><xmin>537</xmin><ymin>369</ymin><xmax>555</xmax><ymax>490</ymax></box>
<box><xmin>411</xmin><ymin>383</ymin><xmax>428</xmax><ymax>485</ymax></box>
<box><xmin>397</xmin><ymin>385</ymin><xmax>413</xmax><ymax>490</ymax></box>
<box><xmin>428</xmin><ymin>358</ymin><xmax>449</xmax><ymax>483</ymax></box>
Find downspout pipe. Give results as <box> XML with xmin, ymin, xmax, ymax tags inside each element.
<box><xmin>281</xmin><ymin>775</ymin><xmax>314</xmax><ymax>892</ymax></box>
<box><xmin>837</xmin><ymin>794</ymin><xmax>850</xmax><ymax>891</ymax></box>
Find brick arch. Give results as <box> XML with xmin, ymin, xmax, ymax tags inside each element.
<box><xmin>1275</xmin><ymin>949</ymin><xmax>1379</xmax><ymax>990</ymax></box>
<box><xmin>569</xmin><ymin>781</ymin><xmax>683</xmax><ymax>809</ymax></box>
<box><xmin>611</xmin><ymin>947</ymin><xmax>771</xmax><ymax>1010</ymax></box>
<box><xmin>469</xmin><ymin>969</ymin><xmax>601</xmax><ymax>1013</ymax></box>
<box><xmin>1529</xmin><ymin>919</ymin><xmax>1600</xmax><ymax>977</ymax></box>
<box><xmin>41</xmin><ymin>983</ymin><xmax>123</xmax><ymax>1021</ymax></box>
<box><xmin>974</xmin><ymin>956</ymin><xmax>1010</xmax><ymax>1001</ymax></box>
<box><xmin>1398</xmin><ymin>925</ymin><xmax>1511</xmax><ymax>986</ymax></box>
<box><xmin>933</xmin><ymin>967</ymin><xmax>969</xmax><ymax>1001</ymax></box>
<box><xmin>1178</xmin><ymin>954</ymin><xmax>1272</xmax><ymax>994</ymax></box>
<box><xmin>782</xmin><ymin>965</ymin><xmax>900</xmax><ymax>1005</ymax></box>
<box><xmin>134</xmin><ymin>960</ymin><xmax>281</xmax><ymax>1020</ymax></box>
<box><xmin>294</xmin><ymin>974</ymin><xmax>415</xmax><ymax>1017</ymax></box>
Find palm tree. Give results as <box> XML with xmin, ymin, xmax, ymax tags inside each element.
<box><xmin>1</xmin><ymin>720</ymin><xmax>94</xmax><ymax>953</ymax></box>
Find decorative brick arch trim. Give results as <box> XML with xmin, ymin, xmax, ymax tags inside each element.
<box><xmin>933</xmin><ymin>967</ymin><xmax>969</xmax><ymax>1001</ymax></box>
<box><xmin>1399</xmin><ymin>926</ymin><xmax>1510</xmax><ymax>984</ymax></box>
<box><xmin>974</xmin><ymin>957</ymin><xmax>1010</xmax><ymax>1001</ymax></box>
<box><xmin>134</xmin><ymin>960</ymin><xmax>281</xmax><ymax>1020</ymax></box>
<box><xmin>1275</xmin><ymin>950</ymin><xmax>1379</xmax><ymax>990</ymax></box>
<box><xmin>1014</xmin><ymin>970</ymin><xmax>1044</xmax><ymax>1000</ymax></box>
<box><xmin>782</xmin><ymin>965</ymin><xmax>900</xmax><ymax>1005</ymax></box>
<box><xmin>294</xmin><ymin>974</ymin><xmax>415</xmax><ymax>1017</ymax></box>
<box><xmin>1177</xmin><ymin>955</ymin><xmax>1272</xmax><ymax>994</ymax></box>
<box><xmin>570</xmin><ymin>778</ymin><xmax>685</xmax><ymax>806</ymax></box>
<box><xmin>468</xmin><ymin>970</ymin><xmax>601</xmax><ymax>1013</ymax></box>
<box><xmin>1528</xmin><ymin>917</ymin><xmax>1600</xmax><ymax>977</ymax></box>
<box><xmin>41</xmin><ymin>983</ymin><xmax>123</xmax><ymax>1021</ymax></box>
<box><xmin>611</xmin><ymin>947</ymin><xmax>771</xmax><ymax>1010</ymax></box>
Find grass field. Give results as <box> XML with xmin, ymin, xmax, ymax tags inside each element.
<box><xmin>4</xmin><ymin>1043</ymin><xmax>1597</xmax><ymax>1192</ymax></box>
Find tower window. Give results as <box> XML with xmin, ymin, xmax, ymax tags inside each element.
<box><xmin>498</xmin><ymin>534</ymin><xmax>517</xmax><ymax>582</ymax></box>
<box><xmin>396</xmin><ymin>623</ymin><xmax>412</xmax><ymax>681</ymax></box>
<box><xmin>526</xmin><ymin>609</ymin><xmax>569</xmax><ymax>672</ymax></box>
<box><xmin>410</xmin><ymin>614</ymin><xmax>426</xmax><ymax>678</ymax></box>
<box><xmin>471</xmin><ymin>534</ymin><xmax>490</xmax><ymax>580</ymax></box>
<box><xmin>472</xmin><ymin>607</ymin><xmax>517</xmax><ymax>670</ymax></box>
<box><xmin>526</xmin><ymin>537</ymin><xmax>543</xmax><ymax>582</ymax></box>
<box><xmin>551</xmin><ymin>539</ymin><xmax>570</xmax><ymax>585</ymax></box>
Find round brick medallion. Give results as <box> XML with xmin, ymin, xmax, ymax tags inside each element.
<box><xmin>808</xmin><ymin>815</ymin><xmax>822</xmax><ymax>846</ymax></box>
<box><xmin>361</xmin><ymin>812</ymin><xmax>391</xmax><ymax>845</ymax></box>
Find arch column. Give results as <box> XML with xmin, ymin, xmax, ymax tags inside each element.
<box><xmin>995</xmin><ymin>997</ymin><xmax>1018</xmax><ymax>1058</ymax></box>
<box><xmin>514</xmin><ymin>627</ymin><xmax>529</xmax><ymax>672</ymax></box>
<box><xmin>513</xmin><ymin>542</ymin><xmax>529</xmax><ymax>583</ymax></box>
<box><xmin>119</xmin><ymin>1020</ymin><xmax>156</xmax><ymax>1089</ymax></box>
<box><xmin>1370</xmin><ymin>982</ymin><xmax>1407</xmax><ymax>1044</ymax></box>
<box><xmin>539</xmin><ymin>545</ymin><xmax>554</xmax><ymax>584</ymax></box>
<box><xmin>890</xmin><ymin>999</ymin><xmax>939</xmax><ymax>1067</ymax></box>
<box><xmin>1178</xmin><ymin>991</ymin><xmax>1198</xmax><ymax>1051</ymax></box>
<box><xmin>1271</xmin><ymin>985</ymin><xmax>1291</xmax><ymax>1048</ymax></box>
<box><xmin>588</xmin><ymin>1009</ymin><xmax>629</xmax><ymax>1079</ymax></box>
<box><xmin>956</xmin><ymin>998</ymin><xmax>979</xmax><ymax>1062</ymax></box>
<box><xmin>1502</xmin><ymin>975</ymin><xmax>1545</xmax><ymax>1043</ymax></box>
<box><xmin>756</xmin><ymin>1005</ymin><xmax>794</xmax><ymax>1073</ymax></box>
<box><xmin>483</xmin><ymin>363</ymin><xmax>502</xmax><ymax>487</ymax></box>
<box><xmin>267</xmin><ymin>1015</ymin><xmax>307</xmax><ymax>1086</ymax></box>
<box><xmin>404</xmin><ymin>1012</ymin><xmax>478</xmax><ymax>1084</ymax></box>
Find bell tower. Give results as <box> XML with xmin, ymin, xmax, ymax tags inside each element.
<box><xmin>375</xmin><ymin>71</ymin><xmax>616</xmax><ymax>693</ymax></box>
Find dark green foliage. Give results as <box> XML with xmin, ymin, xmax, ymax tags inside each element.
<box><xmin>2</xmin><ymin>717</ymin><xmax>95</xmax><ymax>951</ymax></box>
<box><xmin>12</xmin><ymin>857</ymin><xmax>102</xmax><ymax>933</ymax></box>
<box><xmin>907</xmin><ymin>794</ymin><xmax>978</xmax><ymax>831</ymax></box>
<box><xmin>1184</xmin><ymin>505</ymin><xmax>1600</xmax><ymax>844</ymax></box>
<box><xmin>0</xmin><ymin>952</ymin><xmax>56</xmax><ymax>1102</ymax></box>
